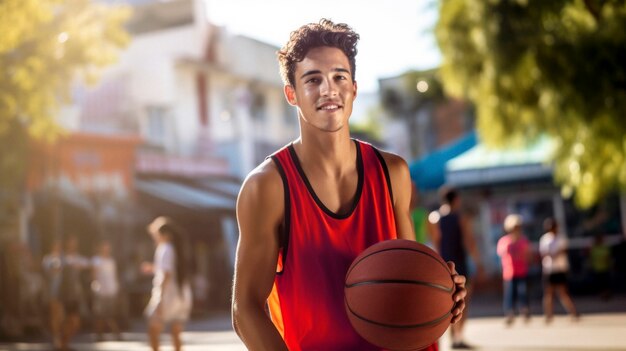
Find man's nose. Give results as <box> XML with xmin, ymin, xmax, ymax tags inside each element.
<box><xmin>320</xmin><ymin>78</ymin><xmax>338</xmax><ymax>97</ymax></box>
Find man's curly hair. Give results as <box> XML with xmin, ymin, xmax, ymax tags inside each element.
<box><xmin>277</xmin><ymin>18</ymin><xmax>360</xmax><ymax>87</ymax></box>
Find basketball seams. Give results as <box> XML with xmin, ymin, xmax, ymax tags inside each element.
<box><xmin>345</xmin><ymin>297</ymin><xmax>452</xmax><ymax>329</ymax></box>
<box><xmin>344</xmin><ymin>240</ymin><xmax>455</xmax><ymax>349</ymax></box>
<box><xmin>345</xmin><ymin>246</ymin><xmax>452</xmax><ymax>286</ymax></box>
<box><xmin>345</xmin><ymin>279</ymin><xmax>454</xmax><ymax>293</ymax></box>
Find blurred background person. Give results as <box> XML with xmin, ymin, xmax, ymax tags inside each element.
<box><xmin>497</xmin><ymin>214</ymin><xmax>531</xmax><ymax>326</ymax></box>
<box><xmin>540</xmin><ymin>217</ymin><xmax>579</xmax><ymax>323</ymax></box>
<box><xmin>59</xmin><ymin>235</ymin><xmax>90</xmax><ymax>351</ymax></box>
<box><xmin>410</xmin><ymin>181</ymin><xmax>437</xmax><ymax>249</ymax></box>
<box><xmin>42</xmin><ymin>236</ymin><xmax>89</xmax><ymax>351</ymax></box>
<box><xmin>431</xmin><ymin>186</ymin><xmax>483</xmax><ymax>349</ymax></box>
<box><xmin>142</xmin><ymin>216</ymin><xmax>192</xmax><ymax>351</ymax></box>
<box><xmin>18</xmin><ymin>244</ymin><xmax>47</xmax><ymax>336</ymax></box>
<box><xmin>91</xmin><ymin>240</ymin><xmax>121</xmax><ymax>341</ymax></box>
<box><xmin>42</xmin><ymin>240</ymin><xmax>64</xmax><ymax>349</ymax></box>
<box><xmin>589</xmin><ymin>233</ymin><xmax>613</xmax><ymax>301</ymax></box>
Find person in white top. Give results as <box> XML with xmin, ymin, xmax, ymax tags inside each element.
<box><xmin>142</xmin><ymin>216</ymin><xmax>192</xmax><ymax>351</ymax></box>
<box><xmin>539</xmin><ymin>217</ymin><xmax>579</xmax><ymax>323</ymax></box>
<box><xmin>91</xmin><ymin>241</ymin><xmax>121</xmax><ymax>341</ymax></box>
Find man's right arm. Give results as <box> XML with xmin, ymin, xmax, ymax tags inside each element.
<box><xmin>232</xmin><ymin>160</ymin><xmax>289</xmax><ymax>351</ymax></box>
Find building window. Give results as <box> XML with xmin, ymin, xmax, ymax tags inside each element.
<box><xmin>250</xmin><ymin>91</ymin><xmax>266</xmax><ymax>121</ymax></box>
<box><xmin>146</xmin><ymin>106</ymin><xmax>168</xmax><ymax>145</ymax></box>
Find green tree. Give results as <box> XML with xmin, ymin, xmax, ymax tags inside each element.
<box><xmin>436</xmin><ymin>0</ymin><xmax>626</xmax><ymax>207</ymax></box>
<box><xmin>0</xmin><ymin>0</ymin><xmax>130</xmax><ymax>240</ymax></box>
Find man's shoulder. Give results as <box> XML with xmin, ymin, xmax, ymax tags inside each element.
<box><xmin>238</xmin><ymin>158</ymin><xmax>284</xmax><ymax>202</ymax></box>
<box><xmin>370</xmin><ymin>147</ymin><xmax>409</xmax><ymax>174</ymax></box>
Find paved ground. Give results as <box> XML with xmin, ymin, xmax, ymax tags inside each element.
<box><xmin>1</xmin><ymin>293</ymin><xmax>625</xmax><ymax>351</ymax></box>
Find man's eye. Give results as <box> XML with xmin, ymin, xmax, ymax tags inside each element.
<box><xmin>306</xmin><ymin>78</ymin><xmax>319</xmax><ymax>84</ymax></box>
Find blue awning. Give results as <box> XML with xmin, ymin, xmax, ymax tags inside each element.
<box><xmin>409</xmin><ymin>131</ymin><xmax>478</xmax><ymax>191</ymax></box>
<box><xmin>445</xmin><ymin>136</ymin><xmax>555</xmax><ymax>187</ymax></box>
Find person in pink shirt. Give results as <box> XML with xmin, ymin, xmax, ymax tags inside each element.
<box><xmin>497</xmin><ymin>214</ymin><xmax>532</xmax><ymax>326</ymax></box>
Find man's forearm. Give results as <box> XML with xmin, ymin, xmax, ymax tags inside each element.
<box><xmin>232</xmin><ymin>303</ymin><xmax>289</xmax><ymax>351</ymax></box>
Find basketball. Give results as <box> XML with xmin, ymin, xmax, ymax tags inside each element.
<box><xmin>344</xmin><ymin>239</ymin><xmax>455</xmax><ymax>350</ymax></box>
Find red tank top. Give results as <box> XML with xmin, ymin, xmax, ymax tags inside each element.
<box><xmin>267</xmin><ymin>140</ymin><xmax>400</xmax><ymax>350</ymax></box>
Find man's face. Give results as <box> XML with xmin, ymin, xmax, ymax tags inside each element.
<box><xmin>285</xmin><ymin>46</ymin><xmax>357</xmax><ymax>133</ymax></box>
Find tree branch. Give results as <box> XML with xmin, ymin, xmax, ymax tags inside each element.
<box><xmin>583</xmin><ymin>0</ymin><xmax>601</xmax><ymax>22</ymax></box>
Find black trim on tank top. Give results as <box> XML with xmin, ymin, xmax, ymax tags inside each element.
<box><xmin>270</xmin><ymin>154</ymin><xmax>290</xmax><ymax>275</ymax></box>
<box><xmin>371</xmin><ymin>146</ymin><xmax>394</xmax><ymax>205</ymax></box>
<box><xmin>287</xmin><ymin>139</ymin><xmax>364</xmax><ymax>220</ymax></box>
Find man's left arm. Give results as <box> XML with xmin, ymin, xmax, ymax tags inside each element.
<box><xmin>380</xmin><ymin>151</ymin><xmax>467</xmax><ymax>324</ymax></box>
<box><xmin>382</xmin><ymin>152</ymin><xmax>414</xmax><ymax>241</ymax></box>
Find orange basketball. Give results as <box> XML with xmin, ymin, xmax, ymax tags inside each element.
<box><xmin>345</xmin><ymin>239</ymin><xmax>455</xmax><ymax>350</ymax></box>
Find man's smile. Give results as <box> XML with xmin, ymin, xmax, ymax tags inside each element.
<box><xmin>317</xmin><ymin>102</ymin><xmax>343</xmax><ymax>111</ymax></box>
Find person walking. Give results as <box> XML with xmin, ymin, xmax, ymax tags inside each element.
<box><xmin>143</xmin><ymin>216</ymin><xmax>192</xmax><ymax>351</ymax></box>
<box><xmin>539</xmin><ymin>217</ymin><xmax>579</xmax><ymax>323</ymax></box>
<box><xmin>231</xmin><ymin>19</ymin><xmax>467</xmax><ymax>351</ymax></box>
<box><xmin>497</xmin><ymin>214</ymin><xmax>531</xmax><ymax>326</ymax></box>
<box><xmin>91</xmin><ymin>240</ymin><xmax>121</xmax><ymax>341</ymax></box>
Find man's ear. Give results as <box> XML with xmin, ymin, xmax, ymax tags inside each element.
<box><xmin>353</xmin><ymin>80</ymin><xmax>358</xmax><ymax>100</ymax></box>
<box><xmin>284</xmin><ymin>85</ymin><xmax>297</xmax><ymax>106</ymax></box>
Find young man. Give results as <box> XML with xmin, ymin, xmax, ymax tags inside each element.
<box><xmin>232</xmin><ymin>19</ymin><xmax>467</xmax><ymax>351</ymax></box>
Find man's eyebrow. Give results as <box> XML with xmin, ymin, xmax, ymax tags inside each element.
<box><xmin>299</xmin><ymin>68</ymin><xmax>351</xmax><ymax>79</ymax></box>
<box><xmin>300</xmin><ymin>70</ymin><xmax>321</xmax><ymax>79</ymax></box>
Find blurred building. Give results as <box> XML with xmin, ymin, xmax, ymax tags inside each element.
<box><xmin>378</xmin><ymin>69</ymin><xmax>626</xmax><ymax>295</ymax></box>
<box><xmin>19</xmin><ymin>0</ymin><xmax>299</xmax><ymax>321</ymax></box>
<box><xmin>445</xmin><ymin>136</ymin><xmax>626</xmax><ymax>294</ymax></box>
<box><xmin>377</xmin><ymin>69</ymin><xmax>475</xmax><ymax>162</ymax></box>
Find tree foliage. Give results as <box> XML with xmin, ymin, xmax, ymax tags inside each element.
<box><xmin>436</xmin><ymin>0</ymin><xmax>626</xmax><ymax>207</ymax></box>
<box><xmin>0</xmin><ymin>0</ymin><xmax>130</xmax><ymax>241</ymax></box>
<box><xmin>0</xmin><ymin>0</ymin><xmax>130</xmax><ymax>142</ymax></box>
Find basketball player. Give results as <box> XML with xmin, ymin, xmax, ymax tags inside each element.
<box><xmin>231</xmin><ymin>19</ymin><xmax>467</xmax><ymax>351</ymax></box>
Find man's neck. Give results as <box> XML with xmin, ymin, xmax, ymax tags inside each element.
<box><xmin>294</xmin><ymin>131</ymin><xmax>355</xmax><ymax>175</ymax></box>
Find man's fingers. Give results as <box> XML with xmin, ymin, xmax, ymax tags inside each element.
<box><xmin>453</xmin><ymin>273</ymin><xmax>466</xmax><ymax>285</ymax></box>
<box><xmin>447</xmin><ymin>259</ymin><xmax>467</xmax><ymax>324</ymax></box>
<box><xmin>452</xmin><ymin>300</ymin><xmax>465</xmax><ymax>315</ymax></box>
<box><xmin>450</xmin><ymin>299</ymin><xmax>465</xmax><ymax>324</ymax></box>
<box><xmin>447</xmin><ymin>261</ymin><xmax>457</xmax><ymax>274</ymax></box>
<box><xmin>453</xmin><ymin>286</ymin><xmax>467</xmax><ymax>302</ymax></box>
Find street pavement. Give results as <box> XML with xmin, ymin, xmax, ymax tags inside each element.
<box><xmin>1</xmin><ymin>293</ymin><xmax>625</xmax><ymax>351</ymax></box>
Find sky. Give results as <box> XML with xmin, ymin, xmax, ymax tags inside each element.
<box><xmin>203</xmin><ymin>0</ymin><xmax>442</xmax><ymax>93</ymax></box>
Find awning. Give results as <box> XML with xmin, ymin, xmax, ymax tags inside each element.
<box><xmin>409</xmin><ymin>131</ymin><xmax>478</xmax><ymax>191</ymax></box>
<box><xmin>135</xmin><ymin>177</ymin><xmax>238</xmax><ymax>211</ymax></box>
<box><xmin>446</xmin><ymin>136</ymin><xmax>555</xmax><ymax>187</ymax></box>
